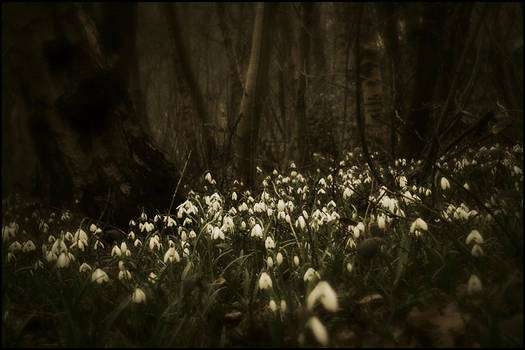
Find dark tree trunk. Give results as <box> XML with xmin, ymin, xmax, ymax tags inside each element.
<box><xmin>3</xmin><ymin>3</ymin><xmax>182</xmax><ymax>228</ymax></box>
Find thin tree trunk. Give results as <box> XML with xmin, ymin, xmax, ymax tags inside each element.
<box><xmin>235</xmin><ymin>3</ymin><xmax>277</xmax><ymax>186</ymax></box>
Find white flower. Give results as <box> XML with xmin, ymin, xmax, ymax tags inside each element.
<box><xmin>205</xmin><ymin>172</ymin><xmax>213</xmax><ymax>183</ymax></box>
<box><xmin>307</xmin><ymin>281</ymin><xmax>338</xmax><ymax>312</ymax></box>
<box><xmin>307</xmin><ymin>316</ymin><xmax>329</xmax><ymax>346</ymax></box>
<box><xmin>265</xmin><ymin>236</ymin><xmax>275</xmax><ymax>250</ymax></box>
<box><xmin>440</xmin><ymin>177</ymin><xmax>450</xmax><ymax>190</ymax></box>
<box><xmin>91</xmin><ymin>268</ymin><xmax>110</xmax><ymax>284</ymax></box>
<box><xmin>111</xmin><ymin>245</ymin><xmax>122</xmax><ymax>257</ymax></box>
<box><xmin>267</xmin><ymin>256</ymin><xmax>274</xmax><ymax>268</ymax></box>
<box><xmin>463</xmin><ymin>183</ymin><xmax>470</xmax><ymax>191</ymax></box>
<box><xmin>141</xmin><ymin>211</ymin><xmax>147</xmax><ymax>221</ymax></box>
<box><xmin>148</xmin><ymin>272</ymin><xmax>158</xmax><ymax>284</ymax></box>
<box><xmin>410</xmin><ymin>218</ymin><xmax>428</xmax><ymax>235</ymax></box>
<box><xmin>280</xmin><ymin>299</ymin><xmax>287</xmax><ymax>313</ymax></box>
<box><xmin>303</xmin><ymin>268</ymin><xmax>320</xmax><ymax>282</ymax></box>
<box><xmin>296</xmin><ymin>216</ymin><xmax>306</xmax><ymax>231</ymax></box>
<box><xmin>89</xmin><ymin>224</ymin><xmax>97</xmax><ymax>233</ymax></box>
<box><xmin>9</xmin><ymin>241</ymin><xmax>22</xmax><ymax>252</ymax></box>
<box><xmin>258</xmin><ymin>272</ymin><xmax>272</xmax><ymax>290</ymax></box>
<box><xmin>276</xmin><ymin>252</ymin><xmax>283</xmax><ymax>266</ymax></box>
<box><xmin>346</xmin><ymin>262</ymin><xmax>353</xmax><ymax>273</ymax></box>
<box><xmin>251</xmin><ymin>224</ymin><xmax>263</xmax><ymax>238</ymax></box>
<box><xmin>377</xmin><ymin>215</ymin><xmax>386</xmax><ymax>230</ymax></box>
<box><xmin>467</xmin><ymin>274</ymin><xmax>482</xmax><ymax>294</ymax></box>
<box><xmin>131</xmin><ymin>288</ymin><xmax>146</xmax><ymax>303</ymax></box>
<box><xmin>269</xmin><ymin>299</ymin><xmax>278</xmax><ymax>312</ymax></box>
<box><xmin>399</xmin><ymin>176</ymin><xmax>407</xmax><ymax>188</ymax></box>
<box><xmin>164</xmin><ymin>247</ymin><xmax>181</xmax><ymax>263</ymax></box>
<box><xmin>232</xmin><ymin>192</ymin><xmax>238</xmax><ymax>201</ymax></box>
<box><xmin>466</xmin><ymin>230</ymin><xmax>484</xmax><ymax>245</ymax></box>
<box><xmin>294</xmin><ymin>256</ymin><xmax>300</xmax><ymax>266</ymax></box>
<box><xmin>134</xmin><ymin>239</ymin><xmax>142</xmax><ymax>247</ymax></box>
<box><xmin>149</xmin><ymin>236</ymin><xmax>161</xmax><ymax>251</ymax></box>
<box><xmin>277</xmin><ymin>200</ymin><xmax>286</xmax><ymax>212</ymax></box>
<box><xmin>212</xmin><ymin>226</ymin><xmax>225</xmax><ymax>240</ymax></box>
<box><xmin>343</xmin><ymin>187</ymin><xmax>353</xmax><ymax>199</ymax></box>
<box><xmin>56</xmin><ymin>252</ymin><xmax>72</xmax><ymax>268</ymax></box>
<box><xmin>471</xmin><ymin>244</ymin><xmax>484</xmax><ymax>257</ymax></box>
<box><xmin>79</xmin><ymin>262</ymin><xmax>92</xmax><ymax>273</ymax></box>
<box><xmin>119</xmin><ymin>270</ymin><xmax>131</xmax><ymax>280</ymax></box>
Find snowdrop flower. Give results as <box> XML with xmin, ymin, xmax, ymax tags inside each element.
<box><xmin>56</xmin><ymin>252</ymin><xmax>72</xmax><ymax>268</ymax></box>
<box><xmin>129</xmin><ymin>219</ymin><xmax>136</xmax><ymax>226</ymax></box>
<box><xmin>276</xmin><ymin>252</ymin><xmax>283</xmax><ymax>266</ymax></box>
<box><xmin>265</xmin><ymin>236</ymin><xmax>275</xmax><ymax>250</ymax></box>
<box><xmin>303</xmin><ymin>268</ymin><xmax>320</xmax><ymax>282</ymax></box>
<box><xmin>149</xmin><ymin>236</ymin><xmax>161</xmax><ymax>251</ymax></box>
<box><xmin>134</xmin><ymin>239</ymin><xmax>142</xmax><ymax>247</ymax></box>
<box><xmin>467</xmin><ymin>274</ymin><xmax>482</xmax><ymax>294</ymax></box>
<box><xmin>111</xmin><ymin>245</ymin><xmax>122</xmax><ymax>257</ymax></box>
<box><xmin>89</xmin><ymin>224</ymin><xmax>97</xmax><ymax>233</ymax></box>
<box><xmin>466</xmin><ymin>230</ymin><xmax>483</xmax><ymax>245</ymax></box>
<box><xmin>119</xmin><ymin>269</ymin><xmax>131</xmax><ymax>280</ymax></box>
<box><xmin>7</xmin><ymin>252</ymin><xmax>16</xmax><ymax>263</ymax></box>
<box><xmin>295</xmin><ymin>216</ymin><xmax>307</xmax><ymax>231</ymax></box>
<box><xmin>377</xmin><ymin>215</ymin><xmax>386</xmax><ymax>230</ymax></box>
<box><xmin>269</xmin><ymin>299</ymin><xmax>278</xmax><ymax>312</ymax></box>
<box><xmin>307</xmin><ymin>281</ymin><xmax>338</xmax><ymax>312</ymax></box>
<box><xmin>347</xmin><ymin>263</ymin><xmax>354</xmax><ymax>273</ymax></box>
<box><xmin>399</xmin><ymin>176</ymin><xmax>407</xmax><ymax>188</ymax></box>
<box><xmin>120</xmin><ymin>242</ymin><xmax>130</xmax><ymax>256</ymax></box>
<box><xmin>9</xmin><ymin>241</ymin><xmax>22</xmax><ymax>253</ymax></box>
<box><xmin>164</xmin><ymin>247</ymin><xmax>181</xmax><ymax>263</ymax></box>
<box><xmin>277</xmin><ymin>200</ymin><xmax>286</xmax><ymax>212</ymax></box>
<box><xmin>307</xmin><ymin>316</ymin><xmax>329</xmax><ymax>346</ymax></box>
<box><xmin>440</xmin><ymin>177</ymin><xmax>450</xmax><ymax>190</ymax></box>
<box><xmin>343</xmin><ymin>187</ymin><xmax>353</xmax><ymax>199</ymax></box>
<box><xmin>212</xmin><ymin>226</ymin><xmax>225</xmax><ymax>240</ymax></box>
<box><xmin>463</xmin><ymin>183</ymin><xmax>470</xmax><ymax>191</ymax></box>
<box><xmin>410</xmin><ymin>218</ymin><xmax>428</xmax><ymax>236</ymax></box>
<box><xmin>140</xmin><ymin>211</ymin><xmax>147</xmax><ymax>221</ymax></box>
<box><xmin>280</xmin><ymin>299</ymin><xmax>287</xmax><ymax>312</ymax></box>
<box><xmin>91</xmin><ymin>268</ymin><xmax>110</xmax><ymax>284</ymax></box>
<box><xmin>132</xmin><ymin>288</ymin><xmax>146</xmax><ymax>303</ymax></box>
<box><xmin>258</xmin><ymin>272</ymin><xmax>273</xmax><ymax>290</ymax></box>
<box><xmin>267</xmin><ymin>256</ymin><xmax>274</xmax><ymax>268</ymax></box>
<box><xmin>294</xmin><ymin>256</ymin><xmax>300</xmax><ymax>266</ymax></box>
<box><xmin>79</xmin><ymin>262</ymin><xmax>92</xmax><ymax>273</ymax></box>
<box><xmin>189</xmin><ymin>230</ymin><xmax>197</xmax><ymax>239</ymax></box>
<box><xmin>148</xmin><ymin>272</ymin><xmax>158</xmax><ymax>284</ymax></box>
<box><xmin>251</xmin><ymin>224</ymin><xmax>263</xmax><ymax>238</ymax></box>
<box><xmin>471</xmin><ymin>244</ymin><xmax>484</xmax><ymax>257</ymax></box>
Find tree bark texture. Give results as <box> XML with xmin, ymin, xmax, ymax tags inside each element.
<box><xmin>235</xmin><ymin>3</ymin><xmax>277</xmax><ymax>186</ymax></box>
<box><xmin>3</xmin><ymin>3</ymin><xmax>181</xmax><ymax>228</ymax></box>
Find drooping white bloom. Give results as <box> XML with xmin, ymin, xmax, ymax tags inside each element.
<box><xmin>111</xmin><ymin>245</ymin><xmax>122</xmax><ymax>257</ymax></box>
<box><xmin>148</xmin><ymin>272</ymin><xmax>158</xmax><ymax>284</ymax></box>
<box><xmin>8</xmin><ymin>241</ymin><xmax>22</xmax><ymax>253</ymax></box>
<box><xmin>296</xmin><ymin>216</ymin><xmax>306</xmax><ymax>231</ymax></box>
<box><xmin>377</xmin><ymin>215</ymin><xmax>386</xmax><ymax>230</ymax></box>
<box><xmin>79</xmin><ymin>262</ymin><xmax>92</xmax><ymax>273</ymax></box>
<box><xmin>440</xmin><ymin>177</ymin><xmax>450</xmax><ymax>190</ymax></box>
<box><xmin>266</xmin><ymin>256</ymin><xmax>274</xmax><ymax>268</ymax></box>
<box><xmin>293</xmin><ymin>256</ymin><xmax>300</xmax><ymax>266</ymax></box>
<box><xmin>410</xmin><ymin>218</ymin><xmax>428</xmax><ymax>235</ymax></box>
<box><xmin>269</xmin><ymin>299</ymin><xmax>278</xmax><ymax>312</ymax></box>
<box><xmin>463</xmin><ymin>183</ymin><xmax>470</xmax><ymax>191</ymax></box>
<box><xmin>307</xmin><ymin>316</ymin><xmax>329</xmax><ymax>346</ymax></box>
<box><xmin>119</xmin><ymin>270</ymin><xmax>131</xmax><ymax>280</ymax></box>
<box><xmin>56</xmin><ymin>252</ymin><xmax>71</xmax><ymax>268</ymax></box>
<box><xmin>280</xmin><ymin>299</ymin><xmax>287</xmax><ymax>312</ymax></box>
<box><xmin>466</xmin><ymin>230</ymin><xmax>484</xmax><ymax>245</ymax></box>
<box><xmin>307</xmin><ymin>280</ymin><xmax>338</xmax><ymax>312</ymax></box>
<box><xmin>265</xmin><ymin>236</ymin><xmax>275</xmax><ymax>250</ymax></box>
<box><xmin>303</xmin><ymin>268</ymin><xmax>320</xmax><ymax>282</ymax></box>
<box><xmin>258</xmin><ymin>272</ymin><xmax>273</xmax><ymax>290</ymax></box>
<box><xmin>89</xmin><ymin>224</ymin><xmax>97</xmax><ymax>233</ymax></box>
<box><xmin>91</xmin><ymin>268</ymin><xmax>110</xmax><ymax>284</ymax></box>
<box><xmin>251</xmin><ymin>224</ymin><xmax>263</xmax><ymax>238</ymax></box>
<box><xmin>471</xmin><ymin>244</ymin><xmax>484</xmax><ymax>257</ymax></box>
<box><xmin>346</xmin><ymin>262</ymin><xmax>353</xmax><ymax>273</ymax></box>
<box><xmin>132</xmin><ymin>288</ymin><xmax>146</xmax><ymax>303</ymax></box>
<box><xmin>276</xmin><ymin>252</ymin><xmax>283</xmax><ymax>266</ymax></box>
<box><xmin>467</xmin><ymin>274</ymin><xmax>482</xmax><ymax>294</ymax></box>
<box><xmin>164</xmin><ymin>247</ymin><xmax>181</xmax><ymax>263</ymax></box>
<box><xmin>399</xmin><ymin>176</ymin><xmax>407</xmax><ymax>188</ymax></box>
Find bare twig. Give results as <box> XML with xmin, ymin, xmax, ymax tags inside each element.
<box><xmin>160</xmin><ymin>150</ymin><xmax>192</xmax><ymax>236</ymax></box>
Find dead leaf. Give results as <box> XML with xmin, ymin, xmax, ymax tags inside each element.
<box><xmin>406</xmin><ymin>302</ymin><xmax>470</xmax><ymax>347</ymax></box>
<box><xmin>358</xmin><ymin>294</ymin><xmax>383</xmax><ymax>304</ymax></box>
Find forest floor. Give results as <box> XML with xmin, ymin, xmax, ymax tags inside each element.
<box><xmin>2</xmin><ymin>143</ymin><xmax>523</xmax><ymax>347</ymax></box>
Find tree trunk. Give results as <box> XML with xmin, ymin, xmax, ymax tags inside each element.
<box><xmin>3</xmin><ymin>3</ymin><xmax>182</xmax><ymax>228</ymax></box>
<box><xmin>164</xmin><ymin>3</ymin><xmax>215</xmax><ymax>170</ymax></box>
<box><xmin>235</xmin><ymin>3</ymin><xmax>277</xmax><ymax>187</ymax></box>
